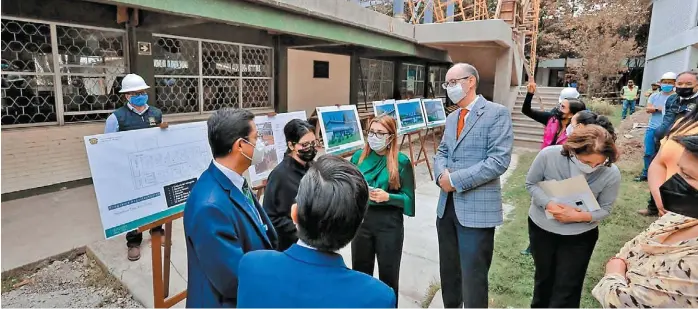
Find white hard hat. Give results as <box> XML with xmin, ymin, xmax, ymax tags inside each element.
<box><xmin>559</xmin><ymin>87</ymin><xmax>580</xmax><ymax>103</ymax></box>
<box><xmin>660</xmin><ymin>72</ymin><xmax>677</xmax><ymax>81</ymax></box>
<box><xmin>119</xmin><ymin>73</ymin><xmax>150</xmax><ymax>93</ymax></box>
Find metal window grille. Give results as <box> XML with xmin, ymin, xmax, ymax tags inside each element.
<box><xmin>358</xmin><ymin>58</ymin><xmax>394</xmax><ymax>103</ymax></box>
<box><xmin>2</xmin><ymin>17</ymin><xmax>127</xmax><ymax>127</ymax></box>
<box><xmin>428</xmin><ymin>66</ymin><xmax>448</xmax><ymax>98</ymax></box>
<box><xmin>400</xmin><ymin>63</ymin><xmax>425</xmax><ymax>98</ymax></box>
<box><xmin>152</xmin><ymin>34</ymin><xmax>273</xmax><ymax>115</ymax></box>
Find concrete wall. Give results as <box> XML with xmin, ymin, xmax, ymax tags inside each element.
<box><xmin>1</xmin><ymin>124</ymin><xmax>102</xmax><ymax>194</ymax></box>
<box><xmin>641</xmin><ymin>0</ymin><xmax>698</xmax><ymax>105</ymax></box>
<box><xmin>287</xmin><ymin>49</ymin><xmax>351</xmax><ymax>117</ymax></box>
<box><xmin>535</xmin><ymin>68</ymin><xmax>551</xmax><ymax>86</ymax></box>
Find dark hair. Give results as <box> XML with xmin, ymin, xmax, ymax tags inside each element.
<box><xmin>561</xmin><ymin>124</ymin><xmax>619</xmax><ymax>166</ymax></box>
<box><xmin>574</xmin><ymin>110</ymin><xmax>617</xmax><ymax>141</ymax></box>
<box><xmin>675</xmin><ymin>134</ymin><xmax>698</xmax><ymax>157</ymax></box>
<box><xmin>295</xmin><ymin>155</ymin><xmax>369</xmax><ymax>252</ymax></box>
<box><xmin>283</xmin><ymin>119</ymin><xmax>315</xmax><ymax>154</ymax></box>
<box><xmin>207</xmin><ymin>108</ymin><xmax>255</xmax><ymax>158</ymax></box>
<box><xmin>566</xmin><ymin>98</ymin><xmax>587</xmax><ymax>116</ymax></box>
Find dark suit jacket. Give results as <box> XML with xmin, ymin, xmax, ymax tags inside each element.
<box><xmin>184</xmin><ymin>162</ymin><xmax>277</xmax><ymax>308</ymax></box>
<box><xmin>236</xmin><ymin>244</ymin><xmax>396</xmax><ymax>308</ymax></box>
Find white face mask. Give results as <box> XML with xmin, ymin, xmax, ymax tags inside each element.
<box><xmin>368</xmin><ymin>134</ymin><xmax>391</xmax><ymax>152</ymax></box>
<box><xmin>242</xmin><ymin>139</ymin><xmax>265</xmax><ymax>165</ymax></box>
<box><xmin>565</xmin><ymin>124</ymin><xmax>574</xmax><ymax>136</ymax></box>
<box><xmin>446</xmin><ymin>83</ymin><xmax>467</xmax><ymax>104</ymax></box>
<box><xmin>570</xmin><ymin>155</ymin><xmax>601</xmax><ymax>174</ymax></box>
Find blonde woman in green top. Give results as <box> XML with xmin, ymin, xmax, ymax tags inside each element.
<box><xmin>350</xmin><ymin>115</ymin><xmax>416</xmax><ymax>305</ymax></box>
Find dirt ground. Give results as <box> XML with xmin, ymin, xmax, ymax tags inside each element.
<box><xmin>1</xmin><ymin>252</ymin><xmax>142</xmax><ymax>308</ymax></box>
<box><xmin>615</xmin><ymin>108</ymin><xmax>651</xmax><ymax>164</ymax></box>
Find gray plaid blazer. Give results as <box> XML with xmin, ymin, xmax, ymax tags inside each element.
<box><xmin>433</xmin><ymin>95</ymin><xmax>514</xmax><ymax>228</ymax></box>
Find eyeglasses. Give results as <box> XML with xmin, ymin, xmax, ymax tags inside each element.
<box><xmin>442</xmin><ymin>76</ymin><xmax>471</xmax><ymax>89</ymax></box>
<box><xmin>296</xmin><ymin>140</ymin><xmax>319</xmax><ymax>149</ymax></box>
<box><xmin>368</xmin><ymin>131</ymin><xmax>392</xmax><ymax>138</ymax></box>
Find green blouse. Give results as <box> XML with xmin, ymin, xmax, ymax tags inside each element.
<box><xmin>350</xmin><ymin>149</ymin><xmax>416</xmax><ymax>217</ymax></box>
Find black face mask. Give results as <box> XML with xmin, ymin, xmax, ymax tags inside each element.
<box><xmin>676</xmin><ymin>87</ymin><xmax>697</xmax><ymax>99</ymax></box>
<box><xmin>551</xmin><ymin>106</ymin><xmax>564</xmax><ymax>119</ymax></box>
<box><xmin>660</xmin><ymin>173</ymin><xmax>698</xmax><ymax>218</ymax></box>
<box><xmin>297</xmin><ymin>147</ymin><xmax>317</xmax><ymax>163</ymax></box>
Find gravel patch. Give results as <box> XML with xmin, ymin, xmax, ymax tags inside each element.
<box><xmin>2</xmin><ymin>253</ymin><xmax>142</xmax><ymax>308</ymax></box>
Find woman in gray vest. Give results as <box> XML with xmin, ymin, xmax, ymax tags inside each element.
<box><xmin>104</xmin><ymin>73</ymin><xmax>168</xmax><ymax>261</ymax></box>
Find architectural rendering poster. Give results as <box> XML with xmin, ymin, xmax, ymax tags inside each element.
<box><xmin>395</xmin><ymin>98</ymin><xmax>427</xmax><ymax>133</ymax></box>
<box><xmin>248</xmin><ymin>111</ymin><xmax>307</xmax><ymax>183</ymax></box>
<box><xmin>317</xmin><ymin>105</ymin><xmax>364</xmax><ymax>155</ymax></box>
<box><xmin>373</xmin><ymin>99</ymin><xmax>396</xmax><ymax>118</ymax></box>
<box><xmin>84</xmin><ymin>122</ymin><xmax>212</xmax><ymax>239</ymax></box>
<box><xmin>422</xmin><ymin>98</ymin><xmax>447</xmax><ymax>128</ymax></box>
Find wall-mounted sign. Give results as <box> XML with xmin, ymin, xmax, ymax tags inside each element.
<box><xmin>138</xmin><ymin>41</ymin><xmax>151</xmax><ymax>55</ymax></box>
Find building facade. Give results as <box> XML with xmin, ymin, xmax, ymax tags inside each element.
<box><xmin>1</xmin><ymin>0</ymin><xmax>522</xmax><ymax>195</ymax></box>
<box><xmin>641</xmin><ymin>0</ymin><xmax>698</xmax><ymax>105</ymax></box>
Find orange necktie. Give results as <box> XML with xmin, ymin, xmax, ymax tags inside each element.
<box><xmin>456</xmin><ymin>109</ymin><xmax>469</xmax><ymax>139</ymax></box>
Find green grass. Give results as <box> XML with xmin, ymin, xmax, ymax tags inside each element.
<box><xmin>328</xmin><ymin>133</ymin><xmax>361</xmax><ymax>148</ymax></box>
<box><xmin>489</xmin><ymin>153</ymin><xmax>656</xmax><ymax>308</ymax></box>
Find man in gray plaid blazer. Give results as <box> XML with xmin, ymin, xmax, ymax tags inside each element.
<box><xmin>433</xmin><ymin>63</ymin><xmax>514</xmax><ymax>308</ymax></box>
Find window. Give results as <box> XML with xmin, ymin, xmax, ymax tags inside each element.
<box><xmin>400</xmin><ymin>63</ymin><xmax>425</xmax><ymax>98</ymax></box>
<box><xmin>357</xmin><ymin>58</ymin><xmax>394</xmax><ymax>103</ymax></box>
<box><xmin>313</xmin><ymin>60</ymin><xmax>329</xmax><ymax>78</ymax></box>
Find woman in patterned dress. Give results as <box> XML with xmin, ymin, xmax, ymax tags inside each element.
<box><xmin>593</xmin><ymin>134</ymin><xmax>698</xmax><ymax>308</ymax></box>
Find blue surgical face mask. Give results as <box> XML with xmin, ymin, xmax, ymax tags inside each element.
<box><xmin>129</xmin><ymin>94</ymin><xmax>148</xmax><ymax>107</ymax></box>
<box><xmin>660</xmin><ymin>84</ymin><xmax>674</xmax><ymax>93</ymax></box>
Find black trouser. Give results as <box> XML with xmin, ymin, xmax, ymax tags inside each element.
<box><xmin>352</xmin><ymin>206</ymin><xmax>404</xmax><ymax>304</ymax></box>
<box><xmin>528</xmin><ymin>218</ymin><xmax>598</xmax><ymax>308</ymax></box>
<box><xmin>437</xmin><ymin>194</ymin><xmax>495</xmax><ymax>308</ymax></box>
<box><xmin>126</xmin><ymin>225</ymin><xmax>164</xmax><ymax>248</ymax></box>
<box><xmin>647</xmin><ymin>194</ymin><xmax>659</xmax><ymax>213</ymax></box>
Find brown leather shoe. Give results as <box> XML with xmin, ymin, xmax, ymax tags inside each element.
<box><xmin>128</xmin><ymin>246</ymin><xmax>141</xmax><ymax>261</ymax></box>
<box><xmin>637</xmin><ymin>209</ymin><xmax>658</xmax><ymax>217</ymax></box>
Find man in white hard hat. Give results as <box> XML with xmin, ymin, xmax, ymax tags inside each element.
<box><xmin>105</xmin><ymin>73</ymin><xmax>169</xmax><ymax>261</ymax></box>
<box><xmin>636</xmin><ymin>72</ymin><xmax>677</xmax><ymax>184</ymax></box>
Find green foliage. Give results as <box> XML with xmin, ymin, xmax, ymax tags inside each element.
<box><xmin>586</xmin><ymin>98</ymin><xmax>616</xmax><ymax>116</ymax></box>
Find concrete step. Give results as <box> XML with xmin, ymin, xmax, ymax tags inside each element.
<box><xmin>514</xmin><ymin>128</ymin><xmax>544</xmax><ymax>138</ymax></box>
<box><xmin>514</xmin><ymin>137</ymin><xmax>542</xmax><ymax>149</ymax></box>
<box><xmin>513</xmin><ymin>122</ymin><xmax>544</xmax><ymax>130</ymax></box>
<box><xmin>511</xmin><ymin>115</ymin><xmax>543</xmax><ymax>125</ymax></box>
<box><xmin>514</xmin><ymin>93</ymin><xmax>562</xmax><ymax>101</ymax></box>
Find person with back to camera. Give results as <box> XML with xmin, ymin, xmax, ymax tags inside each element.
<box><xmin>236</xmin><ymin>155</ymin><xmax>396</xmax><ymax>308</ymax></box>
<box><xmin>526</xmin><ymin>125</ymin><xmax>621</xmax><ymax>308</ymax></box>
<box><xmin>263</xmin><ymin>119</ymin><xmax>318</xmax><ymax>251</ymax></box>
<box><xmin>567</xmin><ymin>110</ymin><xmax>617</xmax><ymax>141</ymax></box>
<box><xmin>350</xmin><ymin>114</ymin><xmax>416</xmax><ymax>305</ymax></box>
<box><xmin>593</xmin><ymin>134</ymin><xmax>698</xmax><ymax>308</ymax></box>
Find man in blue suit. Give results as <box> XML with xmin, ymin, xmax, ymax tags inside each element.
<box><xmin>237</xmin><ymin>155</ymin><xmax>395</xmax><ymax>308</ymax></box>
<box><xmin>433</xmin><ymin>63</ymin><xmax>514</xmax><ymax>308</ymax></box>
<box><xmin>184</xmin><ymin>108</ymin><xmax>277</xmax><ymax>308</ymax></box>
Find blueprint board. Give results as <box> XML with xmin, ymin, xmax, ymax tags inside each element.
<box><xmin>373</xmin><ymin>99</ymin><xmax>396</xmax><ymax>118</ymax></box>
<box><xmin>317</xmin><ymin>105</ymin><xmax>365</xmax><ymax>155</ymax></box>
<box><xmin>395</xmin><ymin>98</ymin><xmax>427</xmax><ymax>134</ymax></box>
<box><xmin>84</xmin><ymin>122</ymin><xmax>212</xmax><ymax>239</ymax></box>
<box><xmin>422</xmin><ymin>98</ymin><xmax>447</xmax><ymax>128</ymax></box>
<box><xmin>248</xmin><ymin>111</ymin><xmax>307</xmax><ymax>183</ymax></box>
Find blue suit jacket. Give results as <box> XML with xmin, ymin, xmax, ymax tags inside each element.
<box><xmin>184</xmin><ymin>162</ymin><xmax>277</xmax><ymax>308</ymax></box>
<box><xmin>433</xmin><ymin>96</ymin><xmax>514</xmax><ymax>228</ymax></box>
<box><xmin>236</xmin><ymin>244</ymin><xmax>396</xmax><ymax>308</ymax></box>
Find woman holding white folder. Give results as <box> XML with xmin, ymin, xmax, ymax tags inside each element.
<box><xmin>525</xmin><ymin>125</ymin><xmax>621</xmax><ymax>308</ymax></box>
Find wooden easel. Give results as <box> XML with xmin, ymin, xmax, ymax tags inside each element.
<box><xmin>399</xmin><ymin>129</ymin><xmax>434</xmax><ymax>180</ymax></box>
<box><xmin>423</xmin><ymin>126</ymin><xmax>444</xmax><ymax>155</ymax></box>
<box><xmin>137</xmin><ymin>213</ymin><xmax>187</xmax><ymax>308</ymax></box>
